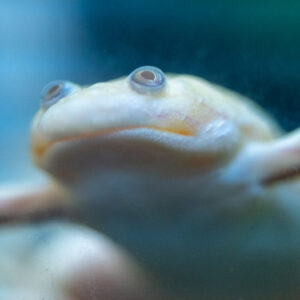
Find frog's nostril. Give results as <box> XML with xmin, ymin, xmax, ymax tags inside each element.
<box><xmin>129</xmin><ymin>66</ymin><xmax>166</xmax><ymax>94</ymax></box>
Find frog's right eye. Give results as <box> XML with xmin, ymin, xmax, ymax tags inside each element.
<box><xmin>40</xmin><ymin>80</ymin><xmax>80</xmax><ymax>109</ymax></box>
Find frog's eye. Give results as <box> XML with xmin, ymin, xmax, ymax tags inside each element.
<box><xmin>129</xmin><ymin>66</ymin><xmax>166</xmax><ymax>94</ymax></box>
<box><xmin>40</xmin><ymin>80</ymin><xmax>79</xmax><ymax>109</ymax></box>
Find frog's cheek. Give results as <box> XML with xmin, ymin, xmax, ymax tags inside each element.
<box><xmin>194</xmin><ymin>118</ymin><xmax>241</xmax><ymax>157</ymax></box>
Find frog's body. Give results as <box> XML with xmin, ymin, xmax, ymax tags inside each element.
<box><xmin>1</xmin><ymin>67</ymin><xmax>300</xmax><ymax>299</ymax></box>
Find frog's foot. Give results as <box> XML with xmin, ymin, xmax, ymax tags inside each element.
<box><xmin>0</xmin><ymin>182</ymin><xmax>72</xmax><ymax>224</ymax></box>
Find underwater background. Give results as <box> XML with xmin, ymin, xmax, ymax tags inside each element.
<box><xmin>0</xmin><ymin>0</ymin><xmax>299</xmax><ymax>183</ymax></box>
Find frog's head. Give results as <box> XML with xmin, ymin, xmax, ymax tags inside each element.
<box><xmin>30</xmin><ymin>66</ymin><xmax>300</xmax><ymax>219</ymax></box>
<box><xmin>31</xmin><ymin>66</ymin><xmax>277</xmax><ymax>180</ymax></box>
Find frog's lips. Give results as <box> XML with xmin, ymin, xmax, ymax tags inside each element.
<box><xmin>32</xmin><ymin>125</ymin><xmax>195</xmax><ymax>158</ymax></box>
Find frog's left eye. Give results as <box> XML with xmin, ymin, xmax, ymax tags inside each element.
<box><xmin>129</xmin><ymin>66</ymin><xmax>166</xmax><ymax>94</ymax></box>
<box><xmin>40</xmin><ymin>80</ymin><xmax>79</xmax><ymax>109</ymax></box>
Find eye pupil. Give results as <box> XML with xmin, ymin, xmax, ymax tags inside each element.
<box><xmin>140</xmin><ymin>70</ymin><xmax>155</xmax><ymax>81</ymax></box>
<box><xmin>47</xmin><ymin>84</ymin><xmax>62</xmax><ymax>98</ymax></box>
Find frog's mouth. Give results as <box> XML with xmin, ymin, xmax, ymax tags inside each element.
<box><xmin>32</xmin><ymin>125</ymin><xmax>195</xmax><ymax>159</ymax></box>
<box><xmin>32</xmin><ymin>120</ymin><xmax>240</xmax><ymax>179</ymax></box>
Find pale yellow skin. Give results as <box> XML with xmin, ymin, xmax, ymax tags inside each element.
<box><xmin>1</xmin><ymin>70</ymin><xmax>300</xmax><ymax>299</ymax></box>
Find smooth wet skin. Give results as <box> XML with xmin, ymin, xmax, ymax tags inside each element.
<box><xmin>1</xmin><ymin>66</ymin><xmax>300</xmax><ymax>299</ymax></box>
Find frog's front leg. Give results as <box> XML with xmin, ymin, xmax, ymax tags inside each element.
<box><xmin>225</xmin><ymin>128</ymin><xmax>300</xmax><ymax>196</ymax></box>
<box><xmin>0</xmin><ymin>182</ymin><xmax>71</xmax><ymax>223</ymax></box>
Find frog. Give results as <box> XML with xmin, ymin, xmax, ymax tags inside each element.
<box><xmin>0</xmin><ymin>66</ymin><xmax>300</xmax><ymax>299</ymax></box>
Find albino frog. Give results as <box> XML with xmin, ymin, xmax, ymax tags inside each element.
<box><xmin>1</xmin><ymin>66</ymin><xmax>300</xmax><ymax>299</ymax></box>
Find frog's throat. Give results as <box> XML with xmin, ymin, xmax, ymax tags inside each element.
<box><xmin>32</xmin><ymin>125</ymin><xmax>194</xmax><ymax>159</ymax></box>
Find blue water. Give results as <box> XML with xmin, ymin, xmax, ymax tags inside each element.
<box><xmin>0</xmin><ymin>1</ymin><xmax>97</xmax><ymax>182</ymax></box>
